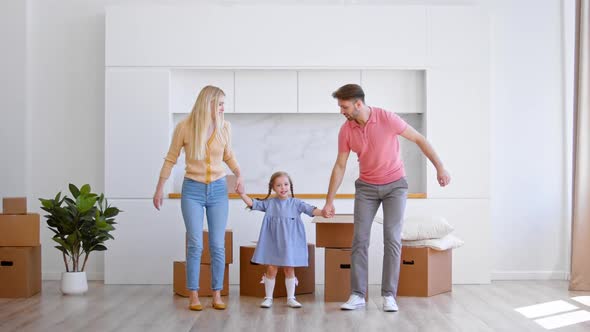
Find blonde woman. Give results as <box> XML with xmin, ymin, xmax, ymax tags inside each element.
<box><xmin>153</xmin><ymin>86</ymin><xmax>243</xmax><ymax>311</ymax></box>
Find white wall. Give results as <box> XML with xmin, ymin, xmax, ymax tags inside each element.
<box><xmin>26</xmin><ymin>0</ymin><xmax>116</xmax><ymax>280</ymax></box>
<box><xmin>486</xmin><ymin>0</ymin><xmax>572</xmax><ymax>279</ymax></box>
<box><xmin>0</xmin><ymin>0</ymin><xmax>27</xmax><ymax>202</ymax></box>
<box><xmin>3</xmin><ymin>0</ymin><xmax>572</xmax><ymax>281</ymax></box>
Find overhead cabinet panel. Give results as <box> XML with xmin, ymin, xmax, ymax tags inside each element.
<box><xmin>362</xmin><ymin>70</ymin><xmax>425</xmax><ymax>114</ymax></box>
<box><xmin>234</xmin><ymin>71</ymin><xmax>297</xmax><ymax>113</ymax></box>
<box><xmin>106</xmin><ymin>5</ymin><xmax>427</xmax><ymax>67</ymax></box>
<box><xmin>298</xmin><ymin>70</ymin><xmax>361</xmax><ymax>114</ymax></box>
<box><xmin>170</xmin><ymin>70</ymin><xmax>234</xmax><ymax>114</ymax></box>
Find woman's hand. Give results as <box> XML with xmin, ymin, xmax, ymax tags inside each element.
<box><xmin>235</xmin><ymin>184</ymin><xmax>243</xmax><ymax>195</ymax></box>
<box><xmin>235</xmin><ymin>176</ymin><xmax>244</xmax><ymax>194</ymax></box>
<box><xmin>153</xmin><ymin>190</ymin><xmax>164</xmax><ymax>210</ymax></box>
<box><xmin>153</xmin><ymin>178</ymin><xmax>167</xmax><ymax>210</ymax></box>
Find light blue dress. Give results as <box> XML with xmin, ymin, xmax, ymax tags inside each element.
<box><xmin>251</xmin><ymin>197</ymin><xmax>316</xmax><ymax>267</ymax></box>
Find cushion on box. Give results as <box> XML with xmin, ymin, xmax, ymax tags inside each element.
<box><xmin>401</xmin><ymin>216</ymin><xmax>454</xmax><ymax>241</ymax></box>
<box><xmin>402</xmin><ymin>233</ymin><xmax>464</xmax><ymax>250</ymax></box>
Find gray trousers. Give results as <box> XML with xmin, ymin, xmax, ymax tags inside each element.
<box><xmin>351</xmin><ymin>177</ymin><xmax>408</xmax><ymax>298</ymax></box>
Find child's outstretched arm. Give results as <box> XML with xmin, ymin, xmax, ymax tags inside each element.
<box><xmin>239</xmin><ymin>192</ymin><xmax>253</xmax><ymax>208</ymax></box>
<box><xmin>235</xmin><ymin>183</ymin><xmax>253</xmax><ymax>208</ymax></box>
<box><xmin>311</xmin><ymin>207</ymin><xmax>325</xmax><ymax>217</ymax></box>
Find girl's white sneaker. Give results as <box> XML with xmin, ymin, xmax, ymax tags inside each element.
<box><xmin>287</xmin><ymin>298</ymin><xmax>302</xmax><ymax>308</ymax></box>
<box><xmin>260</xmin><ymin>297</ymin><xmax>273</xmax><ymax>308</ymax></box>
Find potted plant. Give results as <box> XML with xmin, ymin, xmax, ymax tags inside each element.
<box><xmin>39</xmin><ymin>184</ymin><xmax>121</xmax><ymax>295</ymax></box>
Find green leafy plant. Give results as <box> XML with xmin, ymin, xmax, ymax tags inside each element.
<box><xmin>39</xmin><ymin>184</ymin><xmax>122</xmax><ymax>272</ymax></box>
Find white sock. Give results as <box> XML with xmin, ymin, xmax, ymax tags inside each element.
<box><xmin>285</xmin><ymin>277</ymin><xmax>297</xmax><ymax>299</ymax></box>
<box><xmin>264</xmin><ymin>275</ymin><xmax>275</xmax><ymax>299</ymax></box>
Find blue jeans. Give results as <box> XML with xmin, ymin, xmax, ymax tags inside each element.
<box><xmin>181</xmin><ymin>177</ymin><xmax>228</xmax><ymax>291</ymax></box>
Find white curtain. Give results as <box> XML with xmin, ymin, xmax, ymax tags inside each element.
<box><xmin>570</xmin><ymin>0</ymin><xmax>590</xmax><ymax>291</ymax></box>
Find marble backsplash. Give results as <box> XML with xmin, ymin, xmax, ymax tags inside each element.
<box><xmin>170</xmin><ymin>113</ymin><xmax>425</xmax><ymax>194</ymax></box>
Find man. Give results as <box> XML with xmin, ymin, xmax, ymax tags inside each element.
<box><xmin>322</xmin><ymin>84</ymin><xmax>450</xmax><ymax>312</ymax></box>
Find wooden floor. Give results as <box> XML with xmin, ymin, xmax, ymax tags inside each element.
<box><xmin>1</xmin><ymin>281</ymin><xmax>590</xmax><ymax>331</ymax></box>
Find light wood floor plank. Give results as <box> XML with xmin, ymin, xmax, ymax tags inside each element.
<box><xmin>1</xmin><ymin>281</ymin><xmax>590</xmax><ymax>332</ymax></box>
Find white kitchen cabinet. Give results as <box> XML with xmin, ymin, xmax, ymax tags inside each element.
<box><xmin>298</xmin><ymin>70</ymin><xmax>361</xmax><ymax>114</ymax></box>
<box><xmin>234</xmin><ymin>70</ymin><xmax>297</xmax><ymax>113</ymax></box>
<box><xmin>170</xmin><ymin>70</ymin><xmax>234</xmax><ymax>114</ymax></box>
<box><xmin>105</xmin><ymin>69</ymin><xmax>171</xmax><ymax>198</ymax></box>
<box><xmin>361</xmin><ymin>70</ymin><xmax>425</xmax><ymax>114</ymax></box>
<box><xmin>103</xmin><ymin>4</ymin><xmax>491</xmax><ymax>285</ymax></box>
<box><xmin>104</xmin><ymin>199</ymin><xmax>185</xmax><ymax>284</ymax></box>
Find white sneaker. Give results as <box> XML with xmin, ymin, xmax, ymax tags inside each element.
<box><xmin>260</xmin><ymin>297</ymin><xmax>273</xmax><ymax>308</ymax></box>
<box><xmin>340</xmin><ymin>294</ymin><xmax>366</xmax><ymax>310</ymax></box>
<box><xmin>383</xmin><ymin>296</ymin><xmax>399</xmax><ymax>312</ymax></box>
<box><xmin>287</xmin><ymin>297</ymin><xmax>302</xmax><ymax>308</ymax></box>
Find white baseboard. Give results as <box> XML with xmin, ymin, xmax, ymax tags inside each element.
<box><xmin>492</xmin><ymin>271</ymin><xmax>570</xmax><ymax>280</ymax></box>
<box><xmin>43</xmin><ymin>272</ymin><xmax>104</xmax><ymax>281</ymax></box>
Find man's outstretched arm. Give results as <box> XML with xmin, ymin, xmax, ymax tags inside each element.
<box><xmin>400</xmin><ymin>125</ymin><xmax>451</xmax><ymax>187</ymax></box>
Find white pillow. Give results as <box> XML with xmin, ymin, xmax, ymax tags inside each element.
<box><xmin>402</xmin><ymin>234</ymin><xmax>464</xmax><ymax>250</ymax></box>
<box><xmin>401</xmin><ymin>216</ymin><xmax>454</xmax><ymax>241</ymax></box>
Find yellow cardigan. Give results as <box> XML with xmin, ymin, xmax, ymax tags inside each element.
<box><xmin>159</xmin><ymin>119</ymin><xmax>239</xmax><ymax>184</ymax></box>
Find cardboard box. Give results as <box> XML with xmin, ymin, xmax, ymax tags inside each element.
<box><xmin>0</xmin><ymin>246</ymin><xmax>41</xmax><ymax>298</ymax></box>
<box><xmin>186</xmin><ymin>229</ymin><xmax>233</xmax><ymax>264</ymax></box>
<box><xmin>0</xmin><ymin>214</ymin><xmax>40</xmax><ymax>246</ymax></box>
<box><xmin>313</xmin><ymin>215</ymin><xmax>354</xmax><ymax>248</ymax></box>
<box><xmin>239</xmin><ymin>244</ymin><xmax>315</xmax><ymax>298</ymax></box>
<box><xmin>173</xmin><ymin>261</ymin><xmax>229</xmax><ymax>297</ymax></box>
<box><xmin>324</xmin><ymin>248</ymin><xmax>367</xmax><ymax>302</ymax></box>
<box><xmin>397</xmin><ymin>247</ymin><xmax>452</xmax><ymax>297</ymax></box>
<box><xmin>2</xmin><ymin>197</ymin><xmax>27</xmax><ymax>215</ymax></box>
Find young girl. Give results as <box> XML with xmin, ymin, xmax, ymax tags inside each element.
<box><xmin>237</xmin><ymin>171</ymin><xmax>324</xmax><ymax>308</ymax></box>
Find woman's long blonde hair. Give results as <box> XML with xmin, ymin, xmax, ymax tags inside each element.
<box><xmin>187</xmin><ymin>85</ymin><xmax>226</xmax><ymax>160</ymax></box>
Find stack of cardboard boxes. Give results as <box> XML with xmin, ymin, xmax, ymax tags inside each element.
<box><xmin>315</xmin><ymin>214</ymin><xmax>452</xmax><ymax>300</ymax></box>
<box><xmin>173</xmin><ymin>229</ymin><xmax>233</xmax><ymax>297</ymax></box>
<box><xmin>239</xmin><ymin>243</ymin><xmax>315</xmax><ymax>297</ymax></box>
<box><xmin>0</xmin><ymin>197</ymin><xmax>42</xmax><ymax>298</ymax></box>
<box><xmin>314</xmin><ymin>214</ymin><xmax>367</xmax><ymax>302</ymax></box>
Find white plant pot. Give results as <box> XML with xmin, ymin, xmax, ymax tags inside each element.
<box><xmin>60</xmin><ymin>271</ymin><xmax>88</xmax><ymax>295</ymax></box>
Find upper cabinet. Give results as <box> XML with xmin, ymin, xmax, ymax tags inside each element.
<box><xmin>170</xmin><ymin>70</ymin><xmax>234</xmax><ymax>114</ymax></box>
<box><xmin>169</xmin><ymin>69</ymin><xmax>424</xmax><ymax>114</ymax></box>
<box><xmin>298</xmin><ymin>70</ymin><xmax>361</xmax><ymax>114</ymax></box>
<box><xmin>106</xmin><ymin>5</ymin><xmax>427</xmax><ymax>68</ymax></box>
<box><xmin>234</xmin><ymin>70</ymin><xmax>297</xmax><ymax>113</ymax></box>
<box><xmin>362</xmin><ymin>70</ymin><xmax>425</xmax><ymax>114</ymax></box>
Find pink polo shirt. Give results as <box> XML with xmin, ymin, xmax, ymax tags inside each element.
<box><xmin>338</xmin><ymin>107</ymin><xmax>408</xmax><ymax>185</ymax></box>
